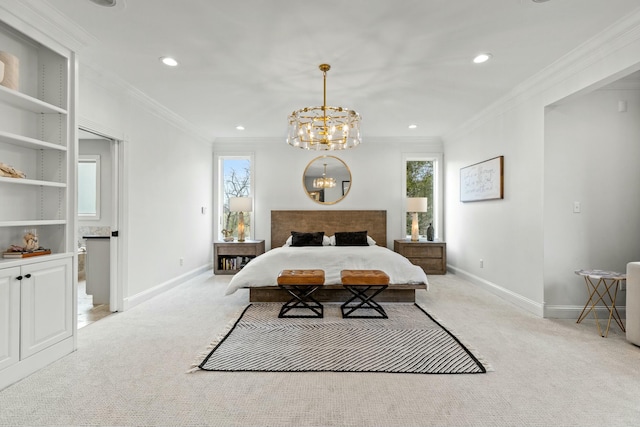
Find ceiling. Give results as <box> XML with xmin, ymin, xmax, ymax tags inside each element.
<box><xmin>42</xmin><ymin>0</ymin><xmax>640</xmax><ymax>142</ymax></box>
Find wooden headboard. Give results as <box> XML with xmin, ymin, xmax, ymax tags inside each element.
<box><xmin>271</xmin><ymin>210</ymin><xmax>387</xmax><ymax>249</ymax></box>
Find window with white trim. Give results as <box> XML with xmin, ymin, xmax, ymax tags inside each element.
<box><xmin>78</xmin><ymin>155</ymin><xmax>101</xmax><ymax>219</ymax></box>
<box><xmin>403</xmin><ymin>154</ymin><xmax>442</xmax><ymax>240</ymax></box>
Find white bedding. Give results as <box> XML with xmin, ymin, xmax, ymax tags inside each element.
<box><xmin>225</xmin><ymin>245</ymin><xmax>429</xmax><ymax>295</ymax></box>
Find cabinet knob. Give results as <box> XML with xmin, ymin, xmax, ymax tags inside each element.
<box><xmin>25</xmin><ymin>274</ymin><xmax>31</xmax><ymax>278</ymax></box>
<box><xmin>16</xmin><ymin>275</ymin><xmax>23</xmax><ymax>280</ymax></box>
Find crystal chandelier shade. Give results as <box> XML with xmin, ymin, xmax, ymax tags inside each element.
<box><xmin>313</xmin><ymin>164</ymin><xmax>337</xmax><ymax>189</ymax></box>
<box><xmin>287</xmin><ymin>64</ymin><xmax>361</xmax><ymax>150</ymax></box>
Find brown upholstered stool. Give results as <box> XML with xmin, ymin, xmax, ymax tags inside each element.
<box><xmin>340</xmin><ymin>270</ymin><xmax>389</xmax><ymax>319</ymax></box>
<box><xmin>277</xmin><ymin>269</ymin><xmax>325</xmax><ymax>318</ymax></box>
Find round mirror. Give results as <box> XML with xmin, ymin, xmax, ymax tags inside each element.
<box><xmin>303</xmin><ymin>155</ymin><xmax>351</xmax><ymax>205</ymax></box>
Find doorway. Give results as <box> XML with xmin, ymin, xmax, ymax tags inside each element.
<box><xmin>77</xmin><ymin>127</ymin><xmax>123</xmax><ymax>327</ymax></box>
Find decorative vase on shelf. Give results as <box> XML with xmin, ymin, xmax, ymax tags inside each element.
<box><xmin>0</xmin><ymin>51</ymin><xmax>19</xmax><ymax>90</ymax></box>
<box><xmin>221</xmin><ymin>229</ymin><xmax>234</xmax><ymax>242</ymax></box>
<box><xmin>426</xmin><ymin>223</ymin><xmax>434</xmax><ymax>241</ymax></box>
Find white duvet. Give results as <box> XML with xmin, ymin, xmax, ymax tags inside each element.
<box><xmin>225</xmin><ymin>245</ymin><xmax>429</xmax><ymax>295</ymax></box>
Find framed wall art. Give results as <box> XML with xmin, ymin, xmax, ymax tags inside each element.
<box><xmin>342</xmin><ymin>180</ymin><xmax>350</xmax><ymax>196</ymax></box>
<box><xmin>460</xmin><ymin>156</ymin><xmax>504</xmax><ymax>202</ymax></box>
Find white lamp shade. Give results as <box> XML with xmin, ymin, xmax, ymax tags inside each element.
<box><xmin>229</xmin><ymin>197</ymin><xmax>253</xmax><ymax>212</ymax></box>
<box><xmin>406</xmin><ymin>197</ymin><xmax>428</xmax><ymax>213</ymax></box>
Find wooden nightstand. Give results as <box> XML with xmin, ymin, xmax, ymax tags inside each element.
<box><xmin>214</xmin><ymin>240</ymin><xmax>265</xmax><ymax>275</ymax></box>
<box><xmin>393</xmin><ymin>240</ymin><xmax>447</xmax><ymax>275</ymax></box>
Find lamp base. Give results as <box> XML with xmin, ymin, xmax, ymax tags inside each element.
<box><xmin>237</xmin><ymin>212</ymin><xmax>245</xmax><ymax>242</ymax></box>
<box><xmin>411</xmin><ymin>212</ymin><xmax>419</xmax><ymax>241</ymax></box>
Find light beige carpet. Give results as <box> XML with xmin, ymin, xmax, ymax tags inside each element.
<box><xmin>1</xmin><ymin>271</ymin><xmax>639</xmax><ymax>426</ymax></box>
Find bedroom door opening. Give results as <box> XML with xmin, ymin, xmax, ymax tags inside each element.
<box><xmin>77</xmin><ymin>127</ymin><xmax>124</xmax><ymax>327</ymax></box>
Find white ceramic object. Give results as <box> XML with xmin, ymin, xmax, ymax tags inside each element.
<box><xmin>0</xmin><ymin>51</ymin><xmax>19</xmax><ymax>90</ymax></box>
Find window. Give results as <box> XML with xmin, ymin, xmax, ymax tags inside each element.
<box><xmin>78</xmin><ymin>155</ymin><xmax>100</xmax><ymax>219</ymax></box>
<box><xmin>216</xmin><ymin>154</ymin><xmax>253</xmax><ymax>240</ymax></box>
<box><xmin>403</xmin><ymin>154</ymin><xmax>442</xmax><ymax>240</ymax></box>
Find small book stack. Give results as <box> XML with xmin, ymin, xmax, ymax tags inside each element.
<box><xmin>3</xmin><ymin>249</ymin><xmax>51</xmax><ymax>259</ymax></box>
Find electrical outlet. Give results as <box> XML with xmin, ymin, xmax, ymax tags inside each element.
<box><xmin>480</xmin><ymin>259</ymin><xmax>484</xmax><ymax>268</ymax></box>
<box><xmin>573</xmin><ymin>201</ymin><xmax>581</xmax><ymax>213</ymax></box>
<box><xmin>179</xmin><ymin>258</ymin><xmax>184</xmax><ymax>266</ymax></box>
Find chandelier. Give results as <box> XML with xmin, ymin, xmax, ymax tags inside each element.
<box><xmin>287</xmin><ymin>64</ymin><xmax>361</xmax><ymax>150</ymax></box>
<box><xmin>313</xmin><ymin>163</ymin><xmax>336</xmax><ymax>189</ymax></box>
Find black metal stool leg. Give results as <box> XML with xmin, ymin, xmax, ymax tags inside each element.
<box><xmin>341</xmin><ymin>285</ymin><xmax>388</xmax><ymax>318</ymax></box>
<box><xmin>278</xmin><ymin>285</ymin><xmax>323</xmax><ymax>318</ymax></box>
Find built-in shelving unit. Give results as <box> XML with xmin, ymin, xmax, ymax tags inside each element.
<box><xmin>0</xmin><ymin>17</ymin><xmax>76</xmax><ymax>390</ymax></box>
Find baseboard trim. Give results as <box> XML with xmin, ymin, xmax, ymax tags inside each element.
<box><xmin>1</xmin><ymin>337</ymin><xmax>74</xmax><ymax>391</ymax></box>
<box><xmin>447</xmin><ymin>266</ymin><xmax>628</xmax><ymax>320</ymax></box>
<box><xmin>123</xmin><ymin>264</ymin><xmax>211</xmax><ymax>311</ymax></box>
<box><xmin>447</xmin><ymin>265</ymin><xmax>545</xmax><ymax>317</ymax></box>
<box><xmin>543</xmin><ymin>304</ymin><xmax>626</xmax><ymax>319</ymax></box>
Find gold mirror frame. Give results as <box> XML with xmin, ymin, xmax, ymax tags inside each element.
<box><xmin>302</xmin><ymin>155</ymin><xmax>351</xmax><ymax>205</ymax></box>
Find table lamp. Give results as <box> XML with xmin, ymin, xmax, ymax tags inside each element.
<box><xmin>229</xmin><ymin>197</ymin><xmax>252</xmax><ymax>242</ymax></box>
<box><xmin>406</xmin><ymin>197</ymin><xmax>428</xmax><ymax>241</ymax></box>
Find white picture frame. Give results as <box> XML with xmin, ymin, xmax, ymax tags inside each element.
<box><xmin>460</xmin><ymin>156</ymin><xmax>504</xmax><ymax>202</ymax></box>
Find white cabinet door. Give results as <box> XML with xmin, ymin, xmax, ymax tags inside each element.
<box><xmin>0</xmin><ymin>266</ymin><xmax>20</xmax><ymax>371</ymax></box>
<box><xmin>20</xmin><ymin>258</ymin><xmax>72</xmax><ymax>359</ymax></box>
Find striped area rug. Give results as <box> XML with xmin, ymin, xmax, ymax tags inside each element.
<box><xmin>196</xmin><ymin>303</ymin><xmax>489</xmax><ymax>374</ymax></box>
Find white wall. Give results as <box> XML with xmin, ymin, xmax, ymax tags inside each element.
<box><xmin>78</xmin><ymin>63</ymin><xmax>213</xmax><ymax>307</ymax></box>
<box><xmin>213</xmin><ymin>137</ymin><xmax>443</xmax><ymax>250</ymax></box>
<box><xmin>543</xmin><ymin>85</ymin><xmax>640</xmax><ymax>316</ymax></box>
<box><xmin>444</xmin><ymin>10</ymin><xmax>640</xmax><ymax>317</ymax></box>
<box><xmin>445</xmin><ymin>101</ymin><xmax>546</xmax><ymax>312</ymax></box>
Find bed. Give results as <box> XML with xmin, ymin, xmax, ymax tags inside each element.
<box><xmin>225</xmin><ymin>210</ymin><xmax>428</xmax><ymax>302</ymax></box>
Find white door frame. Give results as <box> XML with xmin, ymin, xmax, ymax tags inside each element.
<box><xmin>78</xmin><ymin>125</ymin><xmax>126</xmax><ymax>313</ymax></box>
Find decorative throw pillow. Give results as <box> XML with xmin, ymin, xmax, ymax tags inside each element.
<box><xmin>334</xmin><ymin>231</ymin><xmax>369</xmax><ymax>246</ymax></box>
<box><xmin>290</xmin><ymin>231</ymin><xmax>325</xmax><ymax>247</ymax></box>
<box><xmin>285</xmin><ymin>234</ymin><xmax>331</xmax><ymax>246</ymax></box>
<box><xmin>328</xmin><ymin>234</ymin><xmax>376</xmax><ymax>246</ymax></box>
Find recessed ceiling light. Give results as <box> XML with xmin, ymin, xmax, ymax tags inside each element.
<box><xmin>408</xmin><ymin>124</ymin><xmax>417</xmax><ymax>129</ymax></box>
<box><xmin>473</xmin><ymin>53</ymin><xmax>493</xmax><ymax>64</ymax></box>
<box><xmin>236</xmin><ymin>125</ymin><xmax>245</xmax><ymax>131</ymax></box>
<box><xmin>532</xmin><ymin>0</ymin><xmax>550</xmax><ymax>3</ymax></box>
<box><xmin>160</xmin><ymin>56</ymin><xmax>178</xmax><ymax>67</ymax></box>
<box><xmin>88</xmin><ymin>0</ymin><xmax>117</xmax><ymax>6</ymax></box>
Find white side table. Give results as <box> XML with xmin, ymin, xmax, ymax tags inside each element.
<box><xmin>575</xmin><ymin>269</ymin><xmax>626</xmax><ymax>337</ymax></box>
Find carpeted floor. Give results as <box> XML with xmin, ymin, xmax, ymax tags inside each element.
<box><xmin>197</xmin><ymin>303</ymin><xmax>489</xmax><ymax>374</ymax></box>
<box><xmin>0</xmin><ymin>271</ymin><xmax>639</xmax><ymax>426</ymax></box>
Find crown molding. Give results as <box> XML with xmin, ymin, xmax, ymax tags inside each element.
<box><xmin>79</xmin><ymin>62</ymin><xmax>211</xmax><ymax>145</ymax></box>
<box><xmin>364</xmin><ymin>136</ymin><xmax>443</xmax><ymax>146</ymax></box>
<box><xmin>0</xmin><ymin>0</ymin><xmax>93</xmax><ymax>54</ymax></box>
<box><xmin>213</xmin><ymin>136</ymin><xmax>443</xmax><ymax>147</ymax></box>
<box><xmin>445</xmin><ymin>8</ymin><xmax>640</xmax><ymax>141</ymax></box>
<box><xmin>1</xmin><ymin>1</ymin><xmax>211</xmax><ymax>145</ymax></box>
